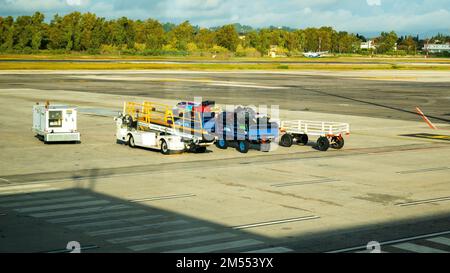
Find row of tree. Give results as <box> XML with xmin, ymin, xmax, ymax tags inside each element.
<box><xmin>0</xmin><ymin>12</ymin><xmax>448</xmax><ymax>56</ymax></box>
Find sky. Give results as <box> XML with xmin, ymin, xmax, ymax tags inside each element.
<box><xmin>1</xmin><ymin>0</ymin><xmax>449</xmax><ymax>37</ymax></box>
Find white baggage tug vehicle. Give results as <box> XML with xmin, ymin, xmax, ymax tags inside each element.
<box><xmin>32</xmin><ymin>102</ymin><xmax>80</xmax><ymax>143</ymax></box>
<box><xmin>279</xmin><ymin>120</ymin><xmax>350</xmax><ymax>151</ymax></box>
<box><xmin>115</xmin><ymin>101</ymin><xmax>215</xmax><ymax>155</ymax></box>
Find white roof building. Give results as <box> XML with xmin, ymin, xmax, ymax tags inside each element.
<box><xmin>360</xmin><ymin>40</ymin><xmax>376</xmax><ymax>50</ymax></box>
<box><xmin>423</xmin><ymin>43</ymin><xmax>450</xmax><ymax>53</ymax></box>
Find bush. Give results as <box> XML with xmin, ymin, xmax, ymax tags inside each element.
<box><xmin>186</xmin><ymin>42</ymin><xmax>198</xmax><ymax>53</ymax></box>
<box><xmin>387</xmin><ymin>50</ymin><xmax>407</xmax><ymax>56</ymax></box>
<box><xmin>235</xmin><ymin>45</ymin><xmax>261</xmax><ymax>57</ymax></box>
<box><xmin>211</xmin><ymin>45</ymin><xmax>229</xmax><ymax>54</ymax></box>
<box><xmin>86</xmin><ymin>48</ymin><xmax>101</xmax><ymax>55</ymax></box>
<box><xmin>100</xmin><ymin>44</ymin><xmax>119</xmax><ymax>54</ymax></box>
<box><xmin>141</xmin><ymin>49</ymin><xmax>188</xmax><ymax>56</ymax></box>
<box><xmin>134</xmin><ymin>43</ymin><xmax>146</xmax><ymax>52</ymax></box>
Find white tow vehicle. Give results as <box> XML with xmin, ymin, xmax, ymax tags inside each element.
<box><xmin>279</xmin><ymin>120</ymin><xmax>350</xmax><ymax>151</ymax></box>
<box><xmin>115</xmin><ymin>101</ymin><xmax>215</xmax><ymax>155</ymax></box>
<box><xmin>115</xmin><ymin>114</ymin><xmax>185</xmax><ymax>155</ymax></box>
<box><xmin>32</xmin><ymin>102</ymin><xmax>80</xmax><ymax>143</ymax></box>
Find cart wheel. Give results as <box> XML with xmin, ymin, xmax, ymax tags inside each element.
<box><xmin>236</xmin><ymin>141</ymin><xmax>250</xmax><ymax>153</ymax></box>
<box><xmin>160</xmin><ymin>140</ymin><xmax>170</xmax><ymax>155</ymax></box>
<box><xmin>194</xmin><ymin>146</ymin><xmax>207</xmax><ymax>153</ymax></box>
<box><xmin>331</xmin><ymin>136</ymin><xmax>345</xmax><ymax>149</ymax></box>
<box><xmin>128</xmin><ymin>135</ymin><xmax>136</xmax><ymax>148</ymax></box>
<box><xmin>280</xmin><ymin>134</ymin><xmax>293</xmax><ymax>147</ymax></box>
<box><xmin>316</xmin><ymin>136</ymin><xmax>330</xmax><ymax>151</ymax></box>
<box><xmin>297</xmin><ymin>134</ymin><xmax>308</xmax><ymax>145</ymax></box>
<box><xmin>216</xmin><ymin>139</ymin><xmax>228</xmax><ymax>149</ymax></box>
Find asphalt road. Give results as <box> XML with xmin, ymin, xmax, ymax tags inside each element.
<box><xmin>0</xmin><ymin>70</ymin><xmax>449</xmax><ymax>253</ymax></box>
<box><xmin>0</xmin><ymin>71</ymin><xmax>449</xmax><ymax>123</ymax></box>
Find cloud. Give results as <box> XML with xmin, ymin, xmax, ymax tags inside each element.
<box><xmin>66</xmin><ymin>0</ymin><xmax>82</xmax><ymax>6</ymax></box>
<box><xmin>366</xmin><ymin>0</ymin><xmax>381</xmax><ymax>6</ymax></box>
<box><xmin>0</xmin><ymin>0</ymin><xmax>448</xmax><ymax>35</ymax></box>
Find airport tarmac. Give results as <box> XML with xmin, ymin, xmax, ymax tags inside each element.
<box><xmin>0</xmin><ymin>70</ymin><xmax>449</xmax><ymax>253</ymax></box>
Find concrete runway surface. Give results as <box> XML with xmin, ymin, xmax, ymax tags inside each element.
<box><xmin>0</xmin><ymin>70</ymin><xmax>449</xmax><ymax>253</ymax></box>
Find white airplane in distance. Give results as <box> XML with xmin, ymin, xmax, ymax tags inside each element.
<box><xmin>303</xmin><ymin>51</ymin><xmax>329</xmax><ymax>58</ymax></box>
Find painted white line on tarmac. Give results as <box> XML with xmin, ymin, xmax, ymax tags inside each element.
<box><xmin>209</xmin><ymin>83</ymin><xmax>287</xmax><ymax>89</ymax></box>
<box><xmin>0</xmin><ymin>195</ymin><xmax>93</xmax><ymax>208</ymax></box>
<box><xmin>427</xmin><ymin>237</ymin><xmax>450</xmax><ymax>247</ymax></box>
<box><xmin>0</xmin><ymin>183</ymin><xmax>50</xmax><ymax>191</ymax></box>
<box><xmin>244</xmin><ymin>247</ymin><xmax>293</xmax><ymax>253</ymax></box>
<box><xmin>87</xmin><ymin>219</ymin><xmax>189</xmax><ymax>236</ymax></box>
<box><xmin>0</xmin><ymin>187</ymin><xmax>60</xmax><ymax>196</ymax></box>
<box><xmin>392</xmin><ymin>242</ymin><xmax>447</xmax><ymax>253</ymax></box>
<box><xmin>232</xmin><ymin>215</ymin><xmax>320</xmax><ymax>230</ymax></box>
<box><xmin>15</xmin><ymin>200</ymin><xmax>110</xmax><ymax>213</ymax></box>
<box><xmin>0</xmin><ymin>191</ymin><xmax>78</xmax><ymax>203</ymax></box>
<box><xmin>30</xmin><ymin>204</ymin><xmax>130</xmax><ymax>218</ymax></box>
<box><xmin>165</xmin><ymin>239</ymin><xmax>264</xmax><ymax>253</ymax></box>
<box><xmin>48</xmin><ymin>209</ymin><xmax>147</xmax><ymax>224</ymax></box>
<box><xmin>327</xmin><ymin>230</ymin><xmax>450</xmax><ymax>253</ymax></box>
<box><xmin>128</xmin><ymin>233</ymin><xmax>237</xmax><ymax>252</ymax></box>
<box><xmin>66</xmin><ymin>215</ymin><xmax>164</xmax><ymax>230</ymax></box>
<box><xmin>108</xmin><ymin>227</ymin><xmax>213</xmax><ymax>244</ymax></box>
<box><xmin>396</xmin><ymin>196</ymin><xmax>450</xmax><ymax>207</ymax></box>
<box><xmin>130</xmin><ymin>194</ymin><xmax>195</xmax><ymax>202</ymax></box>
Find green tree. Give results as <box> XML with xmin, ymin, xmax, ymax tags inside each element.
<box><xmin>376</xmin><ymin>31</ymin><xmax>398</xmax><ymax>53</ymax></box>
<box><xmin>399</xmin><ymin>36</ymin><xmax>417</xmax><ymax>55</ymax></box>
<box><xmin>48</xmin><ymin>14</ymin><xmax>66</xmax><ymax>50</ymax></box>
<box><xmin>244</xmin><ymin>31</ymin><xmax>260</xmax><ymax>50</ymax></box>
<box><xmin>62</xmin><ymin>12</ymin><xmax>82</xmax><ymax>51</ymax></box>
<box><xmin>112</xmin><ymin>17</ymin><xmax>135</xmax><ymax>49</ymax></box>
<box><xmin>195</xmin><ymin>28</ymin><xmax>215</xmax><ymax>50</ymax></box>
<box><xmin>303</xmin><ymin>28</ymin><xmax>318</xmax><ymax>52</ymax></box>
<box><xmin>13</xmin><ymin>15</ymin><xmax>33</xmax><ymax>49</ymax></box>
<box><xmin>142</xmin><ymin>19</ymin><xmax>165</xmax><ymax>50</ymax></box>
<box><xmin>0</xmin><ymin>16</ymin><xmax>14</xmax><ymax>50</ymax></box>
<box><xmin>334</xmin><ymin>31</ymin><xmax>361</xmax><ymax>53</ymax></box>
<box><xmin>80</xmin><ymin>13</ymin><xmax>105</xmax><ymax>50</ymax></box>
<box><xmin>31</xmin><ymin>12</ymin><xmax>45</xmax><ymax>50</ymax></box>
<box><xmin>214</xmin><ymin>24</ymin><xmax>239</xmax><ymax>52</ymax></box>
<box><xmin>167</xmin><ymin>21</ymin><xmax>194</xmax><ymax>51</ymax></box>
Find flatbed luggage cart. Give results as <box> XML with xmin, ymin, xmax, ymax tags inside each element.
<box><xmin>279</xmin><ymin>120</ymin><xmax>350</xmax><ymax>151</ymax></box>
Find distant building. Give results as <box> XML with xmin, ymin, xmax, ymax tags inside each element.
<box><xmin>360</xmin><ymin>40</ymin><xmax>376</xmax><ymax>50</ymax></box>
<box><xmin>360</xmin><ymin>40</ymin><xmax>397</xmax><ymax>51</ymax></box>
<box><xmin>268</xmin><ymin>45</ymin><xmax>287</xmax><ymax>58</ymax></box>
<box><xmin>423</xmin><ymin>43</ymin><xmax>450</xmax><ymax>53</ymax></box>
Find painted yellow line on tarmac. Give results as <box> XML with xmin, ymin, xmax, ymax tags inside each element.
<box><xmin>401</xmin><ymin>133</ymin><xmax>450</xmax><ymax>141</ymax></box>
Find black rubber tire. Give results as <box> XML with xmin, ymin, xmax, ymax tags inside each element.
<box><xmin>215</xmin><ymin>139</ymin><xmax>228</xmax><ymax>149</ymax></box>
<box><xmin>331</xmin><ymin>136</ymin><xmax>345</xmax><ymax>149</ymax></box>
<box><xmin>128</xmin><ymin>135</ymin><xmax>136</xmax><ymax>148</ymax></box>
<box><xmin>195</xmin><ymin>146</ymin><xmax>207</xmax><ymax>153</ymax></box>
<box><xmin>160</xmin><ymin>140</ymin><xmax>170</xmax><ymax>155</ymax></box>
<box><xmin>316</xmin><ymin>136</ymin><xmax>330</xmax><ymax>151</ymax></box>
<box><xmin>236</xmin><ymin>141</ymin><xmax>250</xmax><ymax>153</ymax></box>
<box><xmin>297</xmin><ymin>134</ymin><xmax>308</xmax><ymax>145</ymax></box>
<box><xmin>280</xmin><ymin>134</ymin><xmax>293</xmax><ymax>147</ymax></box>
